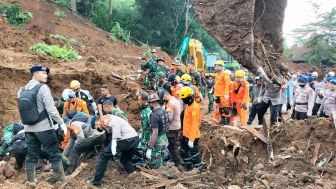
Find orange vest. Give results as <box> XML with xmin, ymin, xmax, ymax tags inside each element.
<box><xmin>63</xmin><ymin>98</ymin><xmax>89</xmax><ymax>117</ymax></box>
<box><xmin>231</xmin><ymin>80</ymin><xmax>250</xmax><ymax>104</ymax></box>
<box><xmin>214</xmin><ymin>70</ymin><xmax>230</xmax><ymax>97</ymax></box>
<box><xmin>183</xmin><ymin>101</ymin><xmax>201</xmax><ymax>141</ymax></box>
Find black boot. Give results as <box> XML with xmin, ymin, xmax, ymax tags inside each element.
<box><xmin>47</xmin><ymin>161</ymin><xmax>65</xmax><ymax>184</ymax></box>
<box><xmin>25</xmin><ymin>163</ymin><xmax>37</xmax><ymax>183</ymax></box>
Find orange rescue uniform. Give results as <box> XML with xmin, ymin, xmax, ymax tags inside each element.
<box><xmin>183</xmin><ymin>101</ymin><xmax>201</xmax><ymax>141</ymax></box>
<box><xmin>63</xmin><ymin>98</ymin><xmax>89</xmax><ymax>117</ymax></box>
<box><xmin>231</xmin><ymin>80</ymin><xmax>250</xmax><ymax>126</ymax></box>
<box><xmin>212</xmin><ymin>70</ymin><xmax>231</xmax><ymax>125</ymax></box>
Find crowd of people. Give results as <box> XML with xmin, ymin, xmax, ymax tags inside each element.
<box><xmin>0</xmin><ymin>49</ymin><xmax>335</xmax><ymax>187</ymax></box>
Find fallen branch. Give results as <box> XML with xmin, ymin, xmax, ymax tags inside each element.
<box><xmin>144</xmin><ymin>173</ymin><xmax>207</xmax><ymax>189</ymax></box>
<box><xmin>310</xmin><ymin>142</ymin><xmax>320</xmax><ymax>166</ymax></box>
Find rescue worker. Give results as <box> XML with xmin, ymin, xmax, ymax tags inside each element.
<box><xmin>161</xmin><ymin>87</ymin><xmax>182</xmax><ymax>166</ymax></box>
<box><xmin>156</xmin><ymin>71</ymin><xmax>168</xmax><ymax>90</ymax></box>
<box><xmin>156</xmin><ymin>56</ymin><xmax>169</xmax><ymax>78</ymax></box>
<box><xmin>53</xmin><ymin>96</ymin><xmax>64</xmax><ymax>115</ymax></box>
<box><xmin>181</xmin><ymin>74</ymin><xmax>202</xmax><ymax>103</ymax></box>
<box><xmin>292</xmin><ymin>75</ymin><xmax>315</xmax><ymax>120</ymax></box>
<box><xmin>206</xmin><ymin>75</ymin><xmax>215</xmax><ymax>113</ymax></box>
<box><xmin>141</xmin><ymin>55</ymin><xmax>157</xmax><ymax>90</ymax></box>
<box><xmin>179</xmin><ymin>86</ymin><xmax>202</xmax><ymax>171</ymax></box>
<box><xmin>199</xmin><ymin>72</ymin><xmax>207</xmax><ymax>99</ymax></box>
<box><xmin>247</xmin><ymin>77</ymin><xmax>263</xmax><ymax>126</ymax></box>
<box><xmin>70</xmin><ymin>80</ymin><xmax>97</xmax><ymax>115</ymax></box>
<box><xmin>137</xmin><ymin>92</ymin><xmax>152</xmax><ymax>148</ymax></box>
<box><xmin>186</xmin><ymin>62</ymin><xmax>201</xmax><ymax>87</ymax></box>
<box><xmin>65</xmin><ymin>116</ymin><xmax>105</xmax><ymax>175</ymax></box>
<box><xmin>62</xmin><ymin>91</ymin><xmax>89</xmax><ymax>119</ymax></box>
<box><xmin>213</xmin><ymin>60</ymin><xmax>231</xmax><ymax>125</ymax></box>
<box><xmin>312</xmin><ymin>74</ymin><xmax>331</xmax><ymax>115</ymax></box>
<box><xmin>149</xmin><ymin>49</ymin><xmax>158</xmax><ymax>65</ymax></box>
<box><xmin>257</xmin><ymin>81</ymin><xmax>282</xmax><ymax>127</ymax></box>
<box><xmin>97</xmin><ymin>84</ymin><xmax>118</xmax><ymax>117</ymax></box>
<box><xmin>172</xmin><ymin>59</ymin><xmax>186</xmax><ymax>77</ymax></box>
<box><xmin>103</xmin><ymin>100</ymin><xmax>127</xmax><ymax>121</ymax></box>
<box><xmin>231</xmin><ymin>70</ymin><xmax>250</xmax><ymax>126</ymax></box>
<box><xmin>146</xmin><ymin>93</ymin><xmax>169</xmax><ymax>169</ymax></box>
<box><xmin>88</xmin><ymin>115</ymin><xmax>139</xmax><ymax>187</ymax></box>
<box><xmin>318</xmin><ymin>79</ymin><xmax>336</xmax><ymax>118</ymax></box>
<box><xmin>168</xmin><ymin>73</ymin><xmax>183</xmax><ymax>100</ymax></box>
<box><xmin>17</xmin><ymin>65</ymin><xmax>67</xmax><ymax>184</ymax></box>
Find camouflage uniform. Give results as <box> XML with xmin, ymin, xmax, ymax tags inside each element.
<box><xmin>206</xmin><ymin>77</ymin><xmax>215</xmax><ymax>112</ymax></box>
<box><xmin>112</xmin><ymin>108</ymin><xmax>127</xmax><ymax>120</ymax></box>
<box><xmin>140</xmin><ymin>105</ymin><xmax>152</xmax><ymax>148</ymax></box>
<box><xmin>148</xmin><ymin>134</ymin><xmax>168</xmax><ymax>169</ymax></box>
<box><xmin>188</xmin><ymin>70</ymin><xmax>201</xmax><ymax>87</ymax></box>
<box><xmin>175</xmin><ymin>68</ymin><xmax>186</xmax><ymax>77</ymax></box>
<box><xmin>156</xmin><ymin>64</ymin><xmax>170</xmax><ymax>78</ymax></box>
<box><xmin>141</xmin><ymin>60</ymin><xmax>157</xmax><ymax>90</ymax></box>
<box><xmin>156</xmin><ymin>80</ymin><xmax>168</xmax><ymax>90</ymax></box>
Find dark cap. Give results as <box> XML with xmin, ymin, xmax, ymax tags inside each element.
<box><xmin>30</xmin><ymin>65</ymin><xmax>50</xmax><ymax>74</ymax></box>
<box><xmin>148</xmin><ymin>93</ymin><xmax>160</xmax><ymax>103</ymax></box>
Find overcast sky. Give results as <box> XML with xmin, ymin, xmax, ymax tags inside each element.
<box><xmin>283</xmin><ymin>0</ymin><xmax>336</xmax><ymax>46</ymax></box>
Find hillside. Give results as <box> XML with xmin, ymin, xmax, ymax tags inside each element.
<box><xmin>0</xmin><ymin>0</ymin><xmax>171</xmax><ymax>127</ymax></box>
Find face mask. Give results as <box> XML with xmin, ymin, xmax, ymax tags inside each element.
<box><xmin>182</xmin><ymin>96</ymin><xmax>194</xmax><ymax>106</ymax></box>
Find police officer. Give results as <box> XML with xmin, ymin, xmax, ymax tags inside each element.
<box><xmin>318</xmin><ymin>79</ymin><xmax>336</xmax><ymax>118</ymax></box>
<box><xmin>292</xmin><ymin>75</ymin><xmax>315</xmax><ymax>120</ymax></box>
<box><xmin>18</xmin><ymin>65</ymin><xmax>67</xmax><ymax>184</ymax></box>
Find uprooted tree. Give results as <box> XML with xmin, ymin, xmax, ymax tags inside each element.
<box><xmin>193</xmin><ymin>0</ymin><xmax>288</xmax><ymax>80</ymax></box>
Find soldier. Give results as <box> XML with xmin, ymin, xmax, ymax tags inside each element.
<box><xmin>156</xmin><ymin>56</ymin><xmax>169</xmax><ymax>78</ymax></box>
<box><xmin>186</xmin><ymin>62</ymin><xmax>201</xmax><ymax>87</ymax></box>
<box><xmin>206</xmin><ymin>75</ymin><xmax>215</xmax><ymax>113</ymax></box>
<box><xmin>146</xmin><ymin>93</ymin><xmax>169</xmax><ymax>169</ymax></box>
<box><xmin>137</xmin><ymin>92</ymin><xmax>152</xmax><ymax>148</ymax></box>
<box><xmin>172</xmin><ymin>59</ymin><xmax>186</xmax><ymax>77</ymax></box>
<box><xmin>141</xmin><ymin>56</ymin><xmax>157</xmax><ymax>90</ymax></box>
<box><xmin>156</xmin><ymin>71</ymin><xmax>168</xmax><ymax>91</ymax></box>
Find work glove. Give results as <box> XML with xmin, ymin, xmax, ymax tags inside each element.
<box><xmin>188</xmin><ymin>140</ymin><xmax>194</xmax><ymax>148</ymax></box>
<box><xmin>224</xmin><ymin>95</ymin><xmax>229</xmax><ymax>100</ymax></box>
<box><xmin>223</xmin><ymin>107</ymin><xmax>230</xmax><ymax>115</ymax></box>
<box><xmin>111</xmin><ymin>139</ymin><xmax>117</xmax><ymax>155</ymax></box>
<box><xmin>59</xmin><ymin>123</ymin><xmax>68</xmax><ymax>136</ymax></box>
<box><xmin>241</xmin><ymin>103</ymin><xmax>247</xmax><ymax>110</ymax></box>
<box><xmin>257</xmin><ymin>97</ymin><xmax>262</xmax><ymax>103</ymax></box>
<box><xmin>215</xmin><ymin>96</ymin><xmax>221</xmax><ymax>103</ymax></box>
<box><xmin>307</xmin><ymin>112</ymin><xmax>312</xmax><ymax>117</ymax></box>
<box><xmin>318</xmin><ymin>94</ymin><xmax>324</xmax><ymax>99</ymax></box>
<box><xmin>146</xmin><ymin>149</ymin><xmax>152</xmax><ymax>160</ymax></box>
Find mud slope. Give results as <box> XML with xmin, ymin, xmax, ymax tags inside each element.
<box><xmin>0</xmin><ymin>0</ymin><xmax>171</xmax><ymax>126</ymax></box>
<box><xmin>193</xmin><ymin>0</ymin><xmax>288</xmax><ymax>80</ymax></box>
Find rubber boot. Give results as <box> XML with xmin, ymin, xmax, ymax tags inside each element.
<box><xmin>47</xmin><ymin>161</ymin><xmax>65</xmax><ymax>184</ymax></box>
<box><xmin>26</xmin><ymin>163</ymin><xmax>37</xmax><ymax>183</ymax></box>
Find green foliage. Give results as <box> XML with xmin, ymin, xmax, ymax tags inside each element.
<box><xmin>30</xmin><ymin>43</ymin><xmax>80</xmax><ymax>61</ymax></box>
<box><xmin>50</xmin><ymin>34</ymin><xmax>77</xmax><ymax>44</ymax></box>
<box><xmin>110</xmin><ymin>22</ymin><xmax>131</xmax><ymax>43</ymax></box>
<box><xmin>0</xmin><ymin>4</ymin><xmax>32</xmax><ymax>28</ymax></box>
<box><xmin>291</xmin><ymin>7</ymin><xmax>336</xmax><ymax>65</ymax></box>
<box><xmin>54</xmin><ymin>11</ymin><xmax>66</xmax><ymax>19</ymax></box>
<box><xmin>50</xmin><ymin>0</ymin><xmax>70</xmax><ymax>7</ymax></box>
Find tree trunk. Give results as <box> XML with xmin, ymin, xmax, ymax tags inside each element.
<box><xmin>70</xmin><ymin>0</ymin><xmax>77</xmax><ymax>11</ymax></box>
<box><xmin>183</xmin><ymin>0</ymin><xmax>191</xmax><ymax>37</ymax></box>
<box><xmin>108</xmin><ymin>0</ymin><xmax>113</xmax><ymax>24</ymax></box>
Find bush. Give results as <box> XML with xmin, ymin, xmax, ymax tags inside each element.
<box><xmin>50</xmin><ymin>34</ymin><xmax>77</xmax><ymax>44</ymax></box>
<box><xmin>0</xmin><ymin>4</ymin><xmax>32</xmax><ymax>28</ymax></box>
<box><xmin>54</xmin><ymin>11</ymin><xmax>66</xmax><ymax>19</ymax></box>
<box><xmin>110</xmin><ymin>22</ymin><xmax>131</xmax><ymax>43</ymax></box>
<box><xmin>30</xmin><ymin>43</ymin><xmax>80</xmax><ymax>61</ymax></box>
<box><xmin>51</xmin><ymin>0</ymin><xmax>70</xmax><ymax>7</ymax></box>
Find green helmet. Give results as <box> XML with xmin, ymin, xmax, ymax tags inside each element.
<box><xmin>156</xmin><ymin>56</ymin><xmax>165</xmax><ymax>62</ymax></box>
<box><xmin>157</xmin><ymin>71</ymin><xmax>165</xmax><ymax>78</ymax></box>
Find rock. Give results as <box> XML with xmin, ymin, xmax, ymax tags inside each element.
<box><xmin>280</xmin><ymin>169</ymin><xmax>288</xmax><ymax>176</ymax></box>
<box><xmin>289</xmin><ymin>146</ymin><xmax>296</xmax><ymax>153</ymax></box>
<box><xmin>288</xmin><ymin>173</ymin><xmax>294</xmax><ymax>179</ymax></box>
<box><xmin>253</xmin><ymin>163</ymin><xmax>264</xmax><ymax>171</ymax></box>
<box><xmin>272</xmin><ymin>159</ymin><xmax>284</xmax><ymax>167</ymax></box>
<box><xmin>166</xmin><ymin>161</ymin><xmax>175</xmax><ymax>168</ymax></box>
<box><xmin>86</xmin><ymin>56</ymin><xmax>97</xmax><ymax>63</ymax></box>
<box><xmin>228</xmin><ymin>185</ymin><xmax>241</xmax><ymax>189</ymax></box>
<box><xmin>255</xmin><ymin>170</ymin><xmax>266</xmax><ymax>178</ymax></box>
<box><xmin>301</xmin><ymin>172</ymin><xmax>309</xmax><ymax>177</ymax></box>
<box><xmin>0</xmin><ymin>174</ymin><xmax>6</xmax><ymax>183</ymax></box>
<box><xmin>171</xmin><ymin>183</ymin><xmax>188</xmax><ymax>189</ymax></box>
<box><xmin>298</xmin><ymin>150</ymin><xmax>304</xmax><ymax>155</ymax></box>
<box><xmin>4</xmin><ymin>166</ymin><xmax>15</xmax><ymax>178</ymax></box>
<box><xmin>164</xmin><ymin>167</ymin><xmax>180</xmax><ymax>179</ymax></box>
<box><xmin>314</xmin><ymin>179</ymin><xmax>324</xmax><ymax>186</ymax></box>
<box><xmin>252</xmin><ymin>180</ymin><xmax>269</xmax><ymax>189</ymax></box>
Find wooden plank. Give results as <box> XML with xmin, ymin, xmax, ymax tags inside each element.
<box><xmin>239</xmin><ymin>126</ymin><xmax>268</xmax><ymax>144</ymax></box>
<box><xmin>311</xmin><ymin>142</ymin><xmax>321</xmax><ymax>166</ymax></box>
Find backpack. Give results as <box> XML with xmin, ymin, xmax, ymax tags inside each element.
<box><xmin>18</xmin><ymin>84</ymin><xmax>49</xmax><ymax>125</ymax></box>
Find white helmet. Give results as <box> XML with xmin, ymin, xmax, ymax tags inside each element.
<box><xmin>311</xmin><ymin>72</ymin><xmax>318</xmax><ymax>78</ymax></box>
<box><xmin>328</xmin><ymin>71</ymin><xmax>335</xmax><ymax>77</ymax></box>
